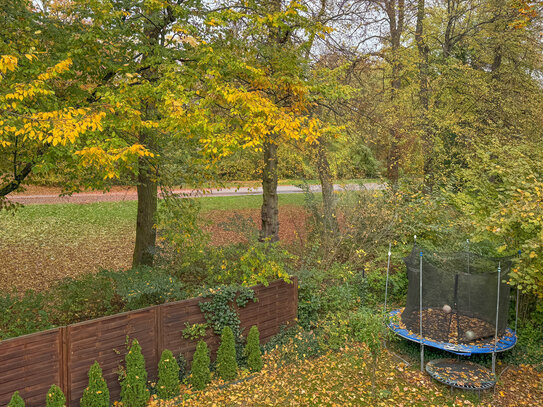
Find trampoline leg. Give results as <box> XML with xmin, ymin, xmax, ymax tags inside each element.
<box><xmin>420</xmin><ymin>344</ymin><xmax>424</xmax><ymax>372</ymax></box>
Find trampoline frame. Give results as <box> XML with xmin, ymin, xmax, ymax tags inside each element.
<box><xmin>387</xmin><ymin>308</ymin><xmax>517</xmax><ymax>356</ymax></box>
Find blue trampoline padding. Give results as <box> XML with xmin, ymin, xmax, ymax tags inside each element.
<box><xmin>387</xmin><ymin>308</ymin><xmax>517</xmax><ymax>356</ymax></box>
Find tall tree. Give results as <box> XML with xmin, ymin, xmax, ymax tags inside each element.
<box><xmin>195</xmin><ymin>0</ymin><xmax>332</xmax><ymax>242</ymax></box>
<box><xmin>59</xmin><ymin>0</ymin><xmax>206</xmax><ymax>266</ymax></box>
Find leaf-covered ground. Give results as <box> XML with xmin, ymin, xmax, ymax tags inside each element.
<box><xmin>152</xmin><ymin>346</ymin><xmax>543</xmax><ymax>407</ymax></box>
<box><xmin>0</xmin><ymin>199</ymin><xmax>308</xmax><ymax>292</ymax></box>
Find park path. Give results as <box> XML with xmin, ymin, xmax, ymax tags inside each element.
<box><xmin>9</xmin><ymin>183</ymin><xmax>384</xmax><ymax>205</ymax></box>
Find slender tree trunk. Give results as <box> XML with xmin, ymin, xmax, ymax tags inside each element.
<box><xmin>260</xmin><ymin>140</ymin><xmax>279</xmax><ymax>242</ymax></box>
<box><xmin>415</xmin><ymin>0</ymin><xmax>429</xmax><ymax>112</ymax></box>
<box><xmin>415</xmin><ymin>0</ymin><xmax>433</xmax><ymax>183</ymax></box>
<box><xmin>133</xmin><ymin>102</ymin><xmax>158</xmax><ymax>266</ymax></box>
<box><xmin>385</xmin><ymin>0</ymin><xmax>404</xmax><ymax>185</ymax></box>
<box><xmin>316</xmin><ymin>139</ymin><xmax>338</xmax><ymax>235</ymax></box>
<box><xmin>133</xmin><ymin>157</ymin><xmax>158</xmax><ymax>266</ymax></box>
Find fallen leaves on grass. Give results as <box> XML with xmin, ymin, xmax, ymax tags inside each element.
<box><xmin>153</xmin><ymin>346</ymin><xmax>516</xmax><ymax>406</ymax></box>
<box><xmin>494</xmin><ymin>364</ymin><xmax>543</xmax><ymax>406</ymax></box>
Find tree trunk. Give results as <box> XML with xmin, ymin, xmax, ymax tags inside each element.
<box><xmin>415</xmin><ymin>0</ymin><xmax>433</xmax><ymax>183</ymax></box>
<box><xmin>316</xmin><ymin>139</ymin><xmax>338</xmax><ymax>235</ymax></box>
<box><xmin>132</xmin><ymin>154</ymin><xmax>158</xmax><ymax>266</ymax></box>
<box><xmin>260</xmin><ymin>140</ymin><xmax>279</xmax><ymax>242</ymax></box>
<box><xmin>385</xmin><ymin>0</ymin><xmax>404</xmax><ymax>185</ymax></box>
<box><xmin>132</xmin><ymin>108</ymin><xmax>158</xmax><ymax>266</ymax></box>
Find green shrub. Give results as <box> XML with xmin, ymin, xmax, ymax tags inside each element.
<box><xmin>80</xmin><ymin>361</ymin><xmax>109</xmax><ymax>407</ymax></box>
<box><xmin>108</xmin><ymin>267</ymin><xmax>184</xmax><ymax>311</ymax></box>
<box><xmin>297</xmin><ymin>265</ymin><xmax>364</xmax><ymax>330</ymax></box>
<box><xmin>45</xmin><ymin>385</ymin><xmax>65</xmax><ymax>407</ymax></box>
<box><xmin>318</xmin><ymin>312</ymin><xmax>352</xmax><ymax>352</ymax></box>
<box><xmin>49</xmin><ymin>272</ymin><xmax>119</xmax><ymax>325</ymax></box>
<box><xmin>362</xmin><ymin>268</ymin><xmax>407</xmax><ymax>308</ymax></box>
<box><xmin>190</xmin><ymin>340</ymin><xmax>210</xmax><ymax>390</ymax></box>
<box><xmin>505</xmin><ymin>320</ymin><xmax>543</xmax><ymax>369</ymax></box>
<box><xmin>218</xmin><ymin>242</ymin><xmax>293</xmax><ymax>287</ymax></box>
<box><xmin>245</xmin><ymin>325</ymin><xmax>262</xmax><ymax>372</ymax></box>
<box><xmin>7</xmin><ymin>391</ymin><xmax>24</xmax><ymax>407</ymax></box>
<box><xmin>350</xmin><ymin>308</ymin><xmax>386</xmax><ymax>394</ymax></box>
<box><xmin>120</xmin><ymin>339</ymin><xmax>149</xmax><ymax>407</ymax></box>
<box><xmin>216</xmin><ymin>326</ymin><xmax>238</xmax><ymax>381</ymax></box>
<box><xmin>0</xmin><ymin>291</ymin><xmax>52</xmax><ymax>340</ymax></box>
<box><xmin>157</xmin><ymin>349</ymin><xmax>180</xmax><ymax>400</ymax></box>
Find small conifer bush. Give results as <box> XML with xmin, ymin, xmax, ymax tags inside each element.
<box><xmin>7</xmin><ymin>391</ymin><xmax>25</xmax><ymax>407</ymax></box>
<box><xmin>216</xmin><ymin>326</ymin><xmax>238</xmax><ymax>381</ymax></box>
<box><xmin>245</xmin><ymin>325</ymin><xmax>263</xmax><ymax>372</ymax></box>
<box><xmin>45</xmin><ymin>385</ymin><xmax>66</xmax><ymax>407</ymax></box>
<box><xmin>80</xmin><ymin>361</ymin><xmax>109</xmax><ymax>407</ymax></box>
<box><xmin>190</xmin><ymin>340</ymin><xmax>210</xmax><ymax>390</ymax></box>
<box><xmin>120</xmin><ymin>339</ymin><xmax>149</xmax><ymax>407</ymax></box>
<box><xmin>157</xmin><ymin>349</ymin><xmax>180</xmax><ymax>400</ymax></box>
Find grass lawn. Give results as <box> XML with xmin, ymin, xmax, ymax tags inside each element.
<box><xmin>0</xmin><ymin>194</ymin><xmax>314</xmax><ymax>292</ymax></box>
<box><xmin>153</xmin><ymin>345</ymin><xmax>543</xmax><ymax>407</ymax></box>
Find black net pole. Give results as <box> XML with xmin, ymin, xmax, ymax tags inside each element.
<box><xmin>384</xmin><ymin>243</ymin><xmax>392</xmax><ymax>315</ymax></box>
<box><xmin>492</xmin><ymin>262</ymin><xmax>501</xmax><ymax>375</ymax></box>
<box><xmin>453</xmin><ymin>273</ymin><xmax>460</xmax><ymax>341</ymax></box>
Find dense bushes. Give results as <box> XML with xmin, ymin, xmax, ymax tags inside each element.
<box><xmin>0</xmin><ymin>267</ymin><xmax>184</xmax><ymax>340</ymax></box>
<box><xmin>49</xmin><ymin>273</ymin><xmax>119</xmax><ymax>325</ymax></box>
<box><xmin>0</xmin><ymin>291</ymin><xmax>53</xmax><ymax>340</ymax></box>
<box><xmin>296</xmin><ymin>264</ymin><xmax>365</xmax><ymax>330</ymax></box>
<box><xmin>107</xmin><ymin>266</ymin><xmax>184</xmax><ymax>311</ymax></box>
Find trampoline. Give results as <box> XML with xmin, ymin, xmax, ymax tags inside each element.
<box><xmin>387</xmin><ymin>308</ymin><xmax>517</xmax><ymax>356</ymax></box>
<box><xmin>383</xmin><ymin>242</ymin><xmax>519</xmax><ymax>388</ymax></box>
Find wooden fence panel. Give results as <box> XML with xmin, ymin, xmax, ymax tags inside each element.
<box><xmin>66</xmin><ymin>308</ymin><xmax>158</xmax><ymax>405</ymax></box>
<box><xmin>160</xmin><ymin>298</ymin><xmax>207</xmax><ymax>366</ymax></box>
<box><xmin>0</xmin><ymin>279</ymin><xmax>297</xmax><ymax>407</ymax></box>
<box><xmin>0</xmin><ymin>329</ymin><xmax>61</xmax><ymax>407</ymax></box>
<box><xmin>239</xmin><ymin>277</ymin><xmax>298</xmax><ymax>342</ymax></box>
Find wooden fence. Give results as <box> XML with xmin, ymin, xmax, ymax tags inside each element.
<box><xmin>0</xmin><ymin>278</ymin><xmax>297</xmax><ymax>406</ymax></box>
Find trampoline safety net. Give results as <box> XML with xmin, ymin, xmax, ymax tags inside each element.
<box><xmin>401</xmin><ymin>245</ymin><xmax>512</xmax><ymax>344</ymax></box>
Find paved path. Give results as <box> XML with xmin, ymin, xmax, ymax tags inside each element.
<box><xmin>8</xmin><ymin>183</ymin><xmax>384</xmax><ymax>205</ymax></box>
